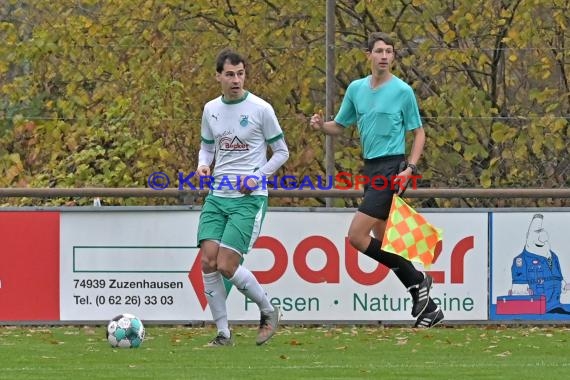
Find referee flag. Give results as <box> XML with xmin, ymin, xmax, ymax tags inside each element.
<box><xmin>381</xmin><ymin>195</ymin><xmax>442</xmax><ymax>267</ymax></box>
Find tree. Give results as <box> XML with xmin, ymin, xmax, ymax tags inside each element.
<box><xmin>0</xmin><ymin>0</ymin><xmax>567</xmax><ymax>207</ymax></box>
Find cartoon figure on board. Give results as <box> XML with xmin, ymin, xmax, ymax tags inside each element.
<box><xmin>508</xmin><ymin>213</ymin><xmax>570</xmax><ymax>314</ymax></box>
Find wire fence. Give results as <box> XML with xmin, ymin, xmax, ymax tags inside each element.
<box><xmin>1</xmin><ymin>1</ymin><xmax>568</xmax><ymax>210</ymax></box>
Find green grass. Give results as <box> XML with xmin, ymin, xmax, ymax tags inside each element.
<box><xmin>1</xmin><ymin>325</ymin><xmax>569</xmax><ymax>379</ymax></box>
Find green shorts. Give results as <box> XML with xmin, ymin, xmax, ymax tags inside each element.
<box><xmin>197</xmin><ymin>194</ymin><xmax>268</xmax><ymax>255</ymax></box>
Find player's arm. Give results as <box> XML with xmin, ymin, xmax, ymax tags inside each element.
<box><xmin>240</xmin><ymin>105</ymin><xmax>290</xmax><ymax>194</ymax></box>
<box><xmin>240</xmin><ymin>137</ymin><xmax>289</xmax><ymax>195</ymax></box>
<box><xmin>395</xmin><ymin>88</ymin><xmax>426</xmax><ymax>194</ymax></box>
<box><xmin>240</xmin><ymin>135</ymin><xmax>289</xmax><ymax>194</ymax></box>
<box><xmin>398</xmin><ymin>126</ymin><xmax>425</xmax><ymax>186</ymax></box>
<box><xmin>309</xmin><ymin>115</ymin><xmax>345</xmax><ymax>136</ymax></box>
<box><xmin>256</xmin><ymin>106</ymin><xmax>290</xmax><ymax>177</ymax></box>
<box><xmin>197</xmin><ymin>139</ymin><xmax>215</xmax><ymax>176</ymax></box>
<box><xmin>255</xmin><ymin>137</ymin><xmax>289</xmax><ymax>178</ymax></box>
<box><xmin>197</xmin><ymin>107</ymin><xmax>215</xmax><ymax>176</ymax></box>
<box><xmin>406</xmin><ymin>127</ymin><xmax>425</xmax><ymax>168</ymax></box>
<box><xmin>245</xmin><ymin>137</ymin><xmax>289</xmax><ymax>186</ymax></box>
<box><xmin>311</xmin><ymin>82</ymin><xmax>356</xmax><ymax>135</ymax></box>
<box><xmin>401</xmin><ymin>88</ymin><xmax>425</xmax><ymax>169</ymax></box>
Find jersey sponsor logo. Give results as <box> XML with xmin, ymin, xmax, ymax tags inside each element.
<box><xmin>219</xmin><ymin>136</ymin><xmax>249</xmax><ymax>151</ymax></box>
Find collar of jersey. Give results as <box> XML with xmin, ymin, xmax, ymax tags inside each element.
<box><xmin>222</xmin><ymin>91</ymin><xmax>249</xmax><ymax>104</ymax></box>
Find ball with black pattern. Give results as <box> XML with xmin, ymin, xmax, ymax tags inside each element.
<box><xmin>106</xmin><ymin>313</ymin><xmax>145</xmax><ymax>348</ymax></box>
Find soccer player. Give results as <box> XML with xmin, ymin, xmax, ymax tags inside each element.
<box><xmin>197</xmin><ymin>48</ymin><xmax>289</xmax><ymax>346</ymax></box>
<box><xmin>309</xmin><ymin>32</ymin><xmax>443</xmax><ymax>328</ymax></box>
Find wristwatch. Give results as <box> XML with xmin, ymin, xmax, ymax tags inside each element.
<box><xmin>406</xmin><ymin>163</ymin><xmax>418</xmax><ymax>175</ymax></box>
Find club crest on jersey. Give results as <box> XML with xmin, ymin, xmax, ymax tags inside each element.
<box><xmin>240</xmin><ymin>115</ymin><xmax>249</xmax><ymax>127</ymax></box>
<box><xmin>219</xmin><ymin>136</ymin><xmax>249</xmax><ymax>151</ymax></box>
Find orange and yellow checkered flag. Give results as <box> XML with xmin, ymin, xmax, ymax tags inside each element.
<box><xmin>381</xmin><ymin>195</ymin><xmax>442</xmax><ymax>267</ymax></box>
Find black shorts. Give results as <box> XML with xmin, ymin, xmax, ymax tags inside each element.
<box><xmin>358</xmin><ymin>154</ymin><xmax>406</xmax><ymax>220</ymax></box>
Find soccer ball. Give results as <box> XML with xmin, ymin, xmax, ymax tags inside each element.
<box><xmin>106</xmin><ymin>313</ymin><xmax>145</xmax><ymax>348</ymax></box>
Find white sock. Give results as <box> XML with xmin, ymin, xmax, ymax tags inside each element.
<box><xmin>202</xmin><ymin>271</ymin><xmax>230</xmax><ymax>338</ymax></box>
<box><xmin>229</xmin><ymin>266</ymin><xmax>274</xmax><ymax>314</ymax></box>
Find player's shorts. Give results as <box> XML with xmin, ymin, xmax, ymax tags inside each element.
<box><xmin>197</xmin><ymin>194</ymin><xmax>268</xmax><ymax>255</ymax></box>
<box><xmin>358</xmin><ymin>154</ymin><xmax>406</xmax><ymax>220</ymax></box>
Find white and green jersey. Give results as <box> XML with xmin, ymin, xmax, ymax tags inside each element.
<box><xmin>200</xmin><ymin>91</ymin><xmax>284</xmax><ymax>197</ymax></box>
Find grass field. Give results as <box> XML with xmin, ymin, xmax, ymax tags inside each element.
<box><xmin>1</xmin><ymin>324</ymin><xmax>569</xmax><ymax>379</ymax></box>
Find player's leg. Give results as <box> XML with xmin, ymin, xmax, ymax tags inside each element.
<box><xmin>218</xmin><ymin>195</ymin><xmax>280</xmax><ymax>345</ymax></box>
<box><xmin>356</xmin><ymin>158</ymin><xmax>423</xmax><ymax>289</ymax></box>
<box><xmin>357</xmin><ymin>155</ymin><xmax>436</xmax><ymax>319</ymax></box>
<box><xmin>197</xmin><ymin>196</ymin><xmax>233</xmax><ymax>346</ymax></box>
<box><xmin>349</xmin><ymin>210</ymin><xmax>424</xmax><ymax>292</ymax></box>
<box><xmin>370</xmin><ymin>221</ymin><xmax>438</xmax><ymax>319</ymax></box>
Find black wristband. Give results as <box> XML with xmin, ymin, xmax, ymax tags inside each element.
<box><xmin>406</xmin><ymin>163</ymin><xmax>418</xmax><ymax>175</ymax></box>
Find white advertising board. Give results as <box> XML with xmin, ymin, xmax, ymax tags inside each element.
<box><xmin>490</xmin><ymin>211</ymin><xmax>570</xmax><ymax>321</ymax></box>
<box><xmin>60</xmin><ymin>211</ymin><xmax>205</xmax><ymax>321</ymax></box>
<box><xmin>60</xmin><ymin>209</ymin><xmax>488</xmax><ymax>322</ymax></box>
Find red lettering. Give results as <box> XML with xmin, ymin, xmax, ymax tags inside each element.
<box><xmin>353</xmin><ymin>175</ymin><xmax>369</xmax><ymax>189</ymax></box>
<box><xmin>426</xmin><ymin>240</ymin><xmax>445</xmax><ymax>283</ymax></box>
<box><xmin>334</xmin><ymin>172</ymin><xmax>353</xmax><ymax>190</ymax></box>
<box><xmin>249</xmin><ymin>234</ymin><xmax>474</xmax><ymax>286</ymax></box>
<box><xmin>293</xmin><ymin>236</ymin><xmax>339</xmax><ymax>283</ymax></box>
<box><xmin>345</xmin><ymin>237</ymin><xmax>389</xmax><ymax>285</ymax></box>
<box><xmin>389</xmin><ymin>175</ymin><xmax>405</xmax><ymax>191</ymax></box>
<box><xmin>408</xmin><ymin>175</ymin><xmax>421</xmax><ymax>189</ymax></box>
<box><xmin>370</xmin><ymin>175</ymin><xmax>387</xmax><ymax>190</ymax></box>
<box><xmin>251</xmin><ymin>236</ymin><xmax>288</xmax><ymax>283</ymax></box>
<box><xmin>451</xmin><ymin>236</ymin><xmax>474</xmax><ymax>284</ymax></box>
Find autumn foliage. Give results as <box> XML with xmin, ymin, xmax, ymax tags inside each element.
<box><xmin>0</xmin><ymin>0</ymin><xmax>568</xmax><ymax>207</ymax></box>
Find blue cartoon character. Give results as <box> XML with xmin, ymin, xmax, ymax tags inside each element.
<box><xmin>510</xmin><ymin>213</ymin><xmax>570</xmax><ymax>314</ymax></box>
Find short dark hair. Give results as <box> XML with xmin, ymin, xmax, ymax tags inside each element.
<box><xmin>215</xmin><ymin>48</ymin><xmax>247</xmax><ymax>73</ymax></box>
<box><xmin>366</xmin><ymin>32</ymin><xmax>395</xmax><ymax>52</ymax></box>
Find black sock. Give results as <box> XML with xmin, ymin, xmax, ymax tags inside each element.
<box><xmin>363</xmin><ymin>238</ymin><xmax>424</xmax><ymax>288</ymax></box>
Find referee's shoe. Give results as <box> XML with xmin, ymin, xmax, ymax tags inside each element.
<box><xmin>408</xmin><ymin>272</ymin><xmax>433</xmax><ymax>317</ymax></box>
<box><xmin>414</xmin><ymin>306</ymin><xmax>444</xmax><ymax>328</ymax></box>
